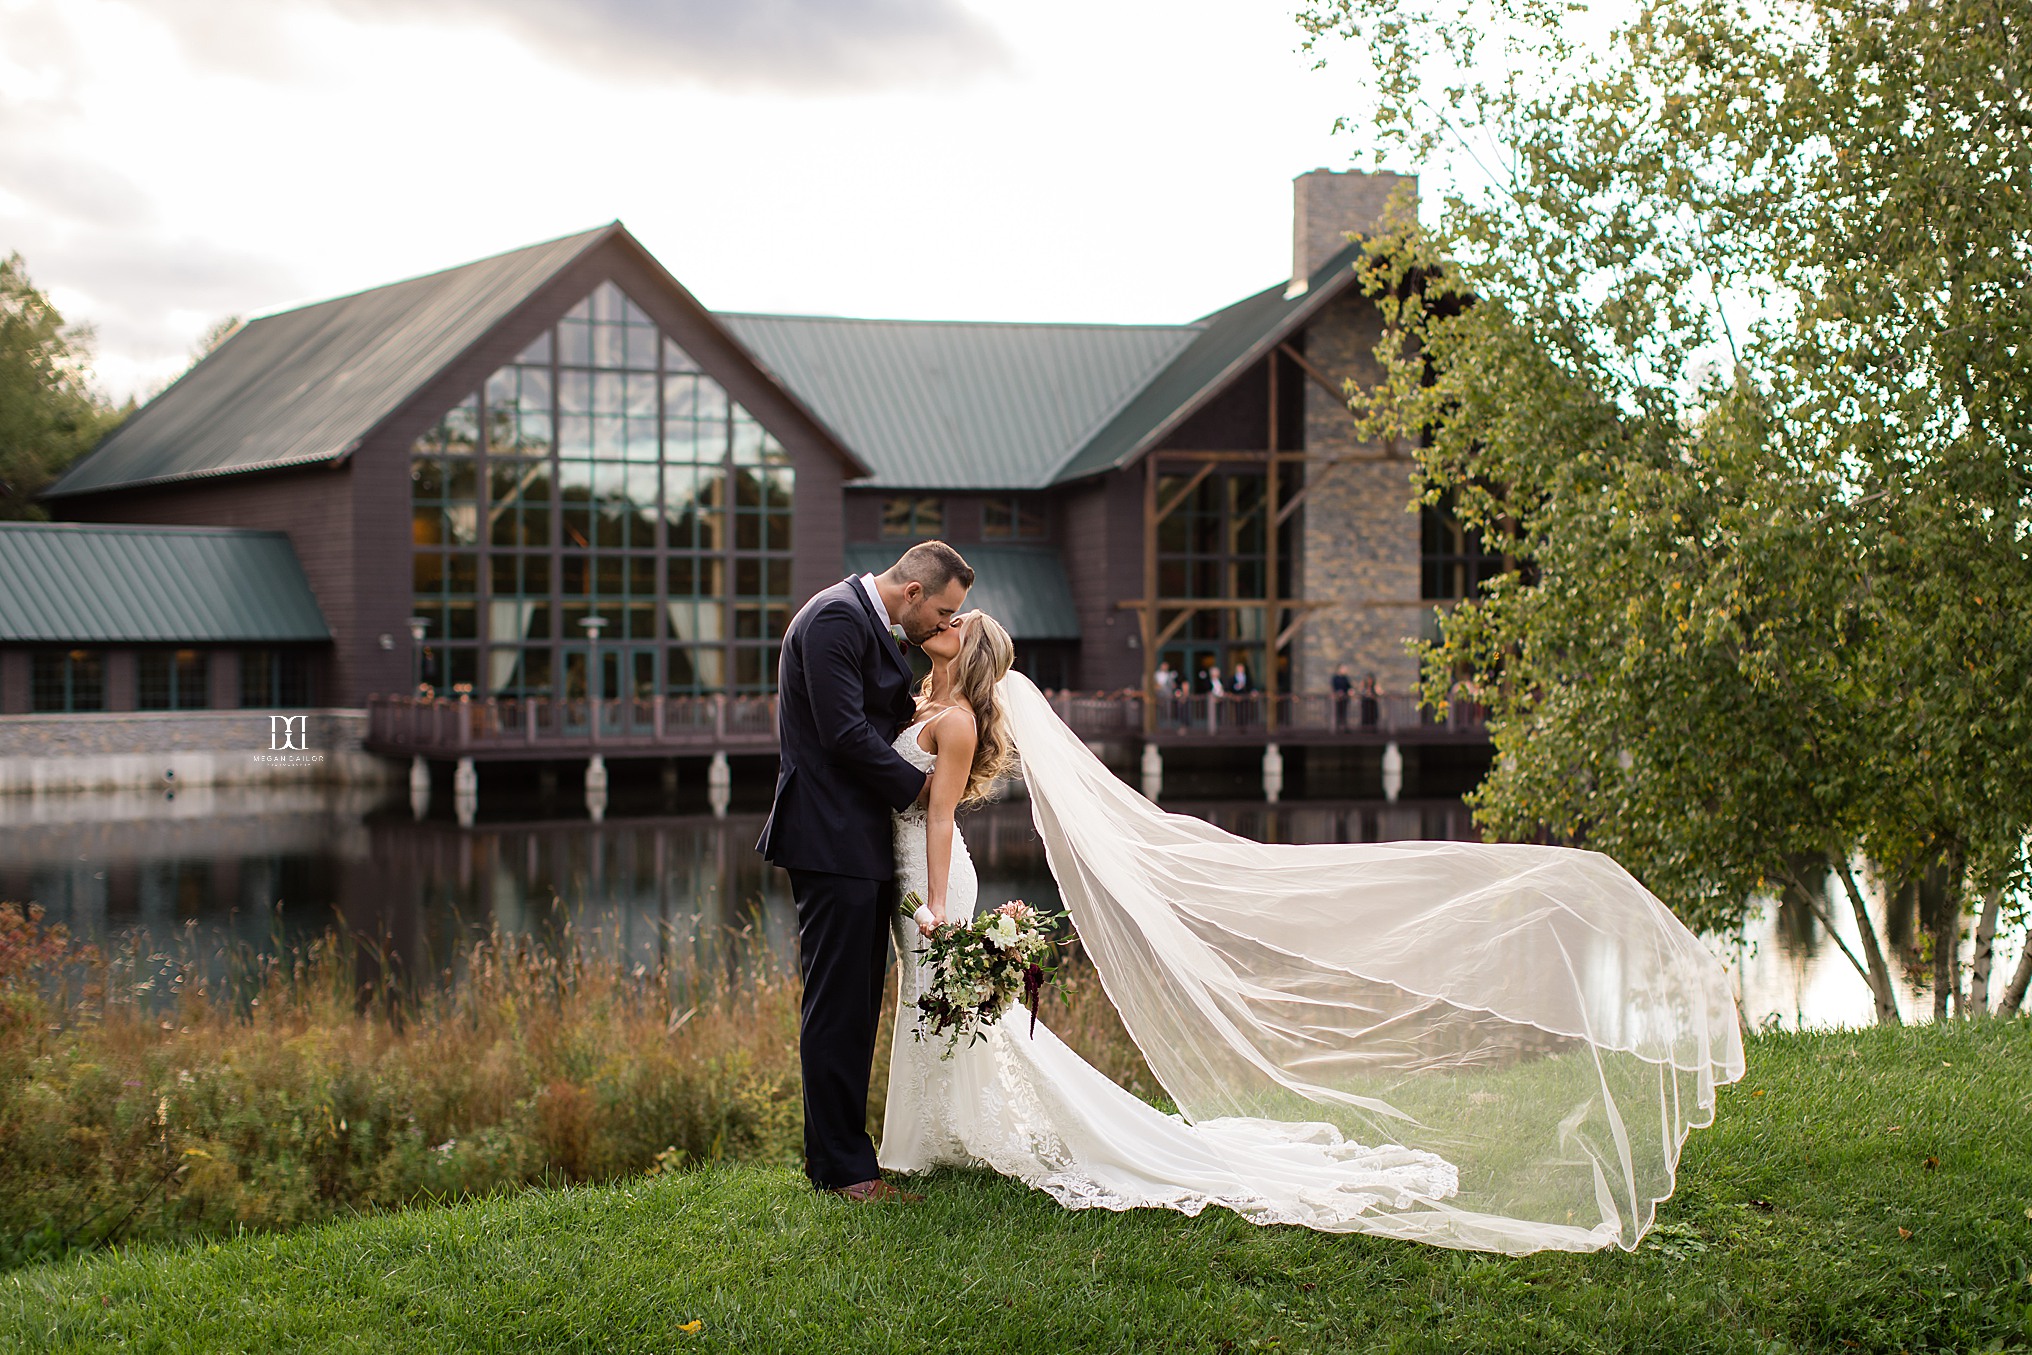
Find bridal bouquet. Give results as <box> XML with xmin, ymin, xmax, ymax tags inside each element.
<box><xmin>900</xmin><ymin>895</ymin><xmax>1059</xmax><ymax>1053</ymax></box>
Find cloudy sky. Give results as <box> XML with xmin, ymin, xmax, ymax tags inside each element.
<box><xmin>1</xmin><ymin>0</ymin><xmax>1410</xmax><ymax>402</ymax></box>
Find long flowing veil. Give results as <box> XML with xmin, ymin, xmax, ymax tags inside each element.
<box><xmin>996</xmin><ymin>670</ymin><xmax>1745</xmax><ymax>1254</ymax></box>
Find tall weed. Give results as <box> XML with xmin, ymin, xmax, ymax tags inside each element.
<box><xmin>0</xmin><ymin>902</ymin><xmax>1156</xmax><ymax>1270</ymax></box>
<box><xmin>0</xmin><ymin>902</ymin><xmax>802</xmax><ymax>1268</ymax></box>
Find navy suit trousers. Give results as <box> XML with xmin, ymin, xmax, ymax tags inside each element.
<box><xmin>787</xmin><ymin>867</ymin><xmax>896</xmax><ymax>1189</ymax></box>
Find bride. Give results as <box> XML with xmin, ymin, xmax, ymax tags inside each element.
<box><xmin>881</xmin><ymin>611</ymin><xmax>1745</xmax><ymax>1256</ymax></box>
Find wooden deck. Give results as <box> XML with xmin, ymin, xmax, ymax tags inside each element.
<box><xmin>365</xmin><ymin>690</ymin><xmax>1487</xmax><ymax>762</ymax></box>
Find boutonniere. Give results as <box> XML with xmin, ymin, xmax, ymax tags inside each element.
<box><xmin>889</xmin><ymin>623</ymin><xmax>908</xmax><ymax>650</ymax></box>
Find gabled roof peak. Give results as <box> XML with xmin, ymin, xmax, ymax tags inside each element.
<box><xmin>1048</xmin><ymin>237</ymin><xmax>1373</xmax><ymax>483</ymax></box>
<box><xmin>45</xmin><ymin>225</ymin><xmax>627</xmax><ymax>499</ymax></box>
<box><xmin>250</xmin><ymin>224</ymin><xmax>621</xmax><ymax>324</ymax></box>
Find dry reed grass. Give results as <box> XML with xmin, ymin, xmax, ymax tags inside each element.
<box><xmin>0</xmin><ymin>902</ymin><xmax>1156</xmax><ymax>1269</ymax></box>
<box><xmin>0</xmin><ymin>902</ymin><xmax>801</xmax><ymax>1267</ymax></box>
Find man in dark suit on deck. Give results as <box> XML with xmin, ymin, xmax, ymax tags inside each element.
<box><xmin>756</xmin><ymin>540</ymin><xmax>974</xmax><ymax>1202</ymax></box>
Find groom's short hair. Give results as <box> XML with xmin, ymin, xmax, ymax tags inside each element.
<box><xmin>888</xmin><ymin>540</ymin><xmax>975</xmax><ymax>594</ymax></box>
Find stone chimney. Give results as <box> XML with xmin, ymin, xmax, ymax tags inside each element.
<box><xmin>1290</xmin><ymin>168</ymin><xmax>1417</xmax><ymax>296</ymax></box>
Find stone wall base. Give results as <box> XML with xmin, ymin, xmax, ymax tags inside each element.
<box><xmin>0</xmin><ymin>710</ymin><xmax>403</xmax><ymax>796</ymax></box>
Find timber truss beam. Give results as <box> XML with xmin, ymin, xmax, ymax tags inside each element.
<box><xmin>1133</xmin><ymin>341</ymin><xmax>1397</xmax><ymax>733</ymax></box>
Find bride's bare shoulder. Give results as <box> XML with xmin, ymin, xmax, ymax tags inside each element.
<box><xmin>925</xmin><ymin>703</ymin><xmax>978</xmax><ymax>752</ymax></box>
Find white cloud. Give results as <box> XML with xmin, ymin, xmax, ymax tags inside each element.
<box><xmin>125</xmin><ymin>0</ymin><xmax>1009</xmax><ymax>92</ymax></box>
<box><xmin>10</xmin><ymin>223</ymin><xmax>300</xmax><ymax>399</ymax></box>
<box><xmin>0</xmin><ymin>0</ymin><xmax>1407</xmax><ymax>404</ymax></box>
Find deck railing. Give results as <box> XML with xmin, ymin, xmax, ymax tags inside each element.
<box><xmin>1144</xmin><ymin>690</ymin><xmax>1488</xmax><ymax>739</ymax></box>
<box><xmin>366</xmin><ymin>689</ymin><xmax>1486</xmax><ymax>755</ymax></box>
<box><xmin>366</xmin><ymin>693</ymin><xmax>780</xmax><ymax>753</ymax></box>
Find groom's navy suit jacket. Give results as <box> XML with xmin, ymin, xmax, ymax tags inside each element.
<box><xmin>757</xmin><ymin>578</ymin><xmax>926</xmax><ymax>881</ymax></box>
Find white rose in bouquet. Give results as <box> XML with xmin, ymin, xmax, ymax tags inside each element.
<box><xmin>907</xmin><ymin>897</ymin><xmax>1064</xmax><ymax>1053</ymax></box>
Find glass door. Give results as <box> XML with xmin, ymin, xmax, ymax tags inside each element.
<box><xmin>560</xmin><ymin>646</ymin><xmax>656</xmax><ymax>734</ymax></box>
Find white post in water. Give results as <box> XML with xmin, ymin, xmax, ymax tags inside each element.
<box><xmin>1381</xmin><ymin>742</ymin><xmax>1404</xmax><ymax>804</ymax></box>
<box><xmin>1262</xmin><ymin>742</ymin><xmax>1284</xmax><ymax>804</ymax></box>
<box><xmin>409</xmin><ymin>756</ymin><xmax>430</xmax><ymax>821</ymax></box>
<box><xmin>585</xmin><ymin>754</ymin><xmax>609</xmax><ymax>822</ymax></box>
<box><xmin>453</xmin><ymin>757</ymin><xmax>478</xmax><ymax>828</ymax></box>
<box><xmin>708</xmin><ymin>750</ymin><xmax>732</xmax><ymax>820</ymax></box>
<box><xmin>1140</xmin><ymin>743</ymin><xmax>1163</xmax><ymax>801</ymax></box>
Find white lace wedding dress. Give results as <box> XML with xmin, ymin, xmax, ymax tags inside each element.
<box><xmin>878</xmin><ymin>717</ymin><xmax>1462</xmax><ymax>1228</ymax></box>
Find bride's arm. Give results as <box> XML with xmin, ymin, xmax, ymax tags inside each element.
<box><xmin>922</xmin><ymin>709</ymin><xmax>978</xmax><ymax>928</ymax></box>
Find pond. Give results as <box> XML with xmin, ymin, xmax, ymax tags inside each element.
<box><xmin>0</xmin><ymin>781</ymin><xmax>1992</xmax><ymax>1030</ymax></box>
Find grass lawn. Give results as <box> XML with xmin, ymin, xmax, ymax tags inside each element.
<box><xmin>2</xmin><ymin>1021</ymin><xmax>2028</xmax><ymax>1354</ymax></box>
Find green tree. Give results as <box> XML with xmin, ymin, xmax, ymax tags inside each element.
<box><xmin>1302</xmin><ymin>0</ymin><xmax>2032</xmax><ymax>1020</ymax></box>
<box><xmin>0</xmin><ymin>253</ymin><xmax>123</xmax><ymax>519</ymax></box>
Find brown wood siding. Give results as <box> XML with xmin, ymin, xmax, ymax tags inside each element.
<box><xmin>0</xmin><ymin>651</ymin><xmax>26</xmax><ymax>714</ymax></box>
<box><xmin>842</xmin><ymin>491</ymin><xmax>884</xmax><ymax>543</ymax></box>
<box><xmin>105</xmin><ymin>648</ymin><xmax>136</xmax><ymax>712</ymax></box>
<box><xmin>1058</xmin><ymin>472</ymin><xmax>1144</xmax><ymax>691</ymax></box>
<box><xmin>841</xmin><ymin>490</ymin><xmax>983</xmax><ymax>546</ymax></box>
<box><xmin>942</xmin><ymin>495</ymin><xmax>981</xmax><ymax>545</ymax></box>
<box><xmin>1096</xmin><ymin>470</ymin><xmax>1147</xmax><ymax>691</ymax></box>
<box><xmin>791</xmin><ymin>451</ymin><xmax>845</xmax><ymax>604</ymax></box>
<box><xmin>348</xmin><ymin>422</ymin><xmax>422</xmax><ymax>705</ymax></box>
<box><xmin>1059</xmin><ymin>480</ymin><xmax>1108</xmax><ymax>688</ymax></box>
<box><xmin>46</xmin><ymin>464</ymin><xmax>359</xmax><ymax>700</ymax></box>
<box><xmin>209</xmin><ymin>646</ymin><xmax>240</xmax><ymax>709</ymax></box>
<box><xmin>1165</xmin><ymin>357</ymin><xmax>1270</xmax><ymax>450</ymax></box>
<box><xmin>840</xmin><ymin>491</ymin><xmax>1061</xmax><ymax>552</ymax></box>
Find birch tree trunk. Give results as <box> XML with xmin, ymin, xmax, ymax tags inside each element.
<box><xmin>1966</xmin><ymin>886</ymin><xmax>2002</xmax><ymax>1014</ymax></box>
<box><xmin>1833</xmin><ymin>858</ymin><xmax>1902</xmax><ymax>1026</ymax></box>
<box><xmin>1933</xmin><ymin>851</ymin><xmax>1965</xmax><ymax>1021</ymax></box>
<box><xmin>1999</xmin><ymin>939</ymin><xmax>2032</xmax><ymax>1016</ymax></box>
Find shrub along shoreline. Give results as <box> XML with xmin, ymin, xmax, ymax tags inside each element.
<box><xmin>0</xmin><ymin>1020</ymin><xmax>2025</xmax><ymax>1352</ymax></box>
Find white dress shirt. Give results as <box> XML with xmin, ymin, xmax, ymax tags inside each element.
<box><xmin>858</xmin><ymin>573</ymin><xmax>897</xmax><ymax>639</ymax></box>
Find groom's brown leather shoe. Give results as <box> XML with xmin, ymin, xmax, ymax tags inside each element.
<box><xmin>829</xmin><ymin>1178</ymin><xmax>923</xmax><ymax>1203</ymax></box>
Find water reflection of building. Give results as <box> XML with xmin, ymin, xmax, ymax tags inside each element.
<box><xmin>13</xmin><ymin>170</ymin><xmax>1503</xmax><ymax>728</ymax></box>
<box><xmin>8</xmin><ymin>789</ymin><xmax>1924</xmax><ymax>1029</ymax></box>
<box><xmin>5</xmin><ymin>792</ymin><xmax>1469</xmax><ymax>977</ymax></box>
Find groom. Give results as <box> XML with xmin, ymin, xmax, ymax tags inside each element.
<box><xmin>757</xmin><ymin>540</ymin><xmax>975</xmax><ymax>1202</ymax></box>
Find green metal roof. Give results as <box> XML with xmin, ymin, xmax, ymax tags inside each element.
<box><xmin>43</xmin><ymin>226</ymin><xmax>621</xmax><ymax>499</ymax></box>
<box><xmin>723</xmin><ymin>314</ymin><xmax>1196</xmax><ymax>490</ymax></box>
<box><xmin>1048</xmin><ymin>239</ymin><xmax>1370</xmax><ymax>483</ymax></box>
<box><xmin>46</xmin><ymin>225</ymin><xmax>1372</xmax><ymax>503</ymax></box>
<box><xmin>724</xmin><ymin>242</ymin><xmax>1370</xmax><ymax>490</ymax></box>
<box><xmin>0</xmin><ymin>522</ymin><xmax>331</xmax><ymax>643</ymax></box>
<box><xmin>842</xmin><ymin>543</ymin><xmax>1080</xmax><ymax>640</ymax></box>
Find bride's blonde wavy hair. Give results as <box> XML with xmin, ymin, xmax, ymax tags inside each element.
<box><xmin>917</xmin><ymin>611</ymin><xmax>1016</xmax><ymax>805</ymax></box>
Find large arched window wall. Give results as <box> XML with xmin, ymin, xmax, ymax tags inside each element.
<box><xmin>409</xmin><ymin>281</ymin><xmax>794</xmax><ymax>701</ymax></box>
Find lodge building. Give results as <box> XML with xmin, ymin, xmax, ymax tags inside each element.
<box><xmin>1</xmin><ymin>170</ymin><xmax>1502</xmax><ymax>737</ymax></box>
